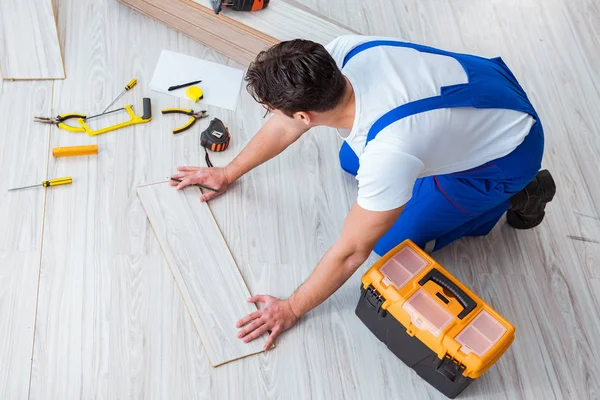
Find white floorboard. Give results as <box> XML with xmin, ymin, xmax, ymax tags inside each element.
<box><xmin>0</xmin><ymin>0</ymin><xmax>65</xmax><ymax>79</ymax></box>
<box><xmin>0</xmin><ymin>80</ymin><xmax>51</xmax><ymax>400</ymax></box>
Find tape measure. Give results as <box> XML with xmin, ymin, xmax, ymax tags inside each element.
<box><xmin>200</xmin><ymin>118</ymin><xmax>231</xmax><ymax>167</ymax></box>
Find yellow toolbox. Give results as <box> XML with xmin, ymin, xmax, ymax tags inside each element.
<box><xmin>355</xmin><ymin>240</ymin><xmax>515</xmax><ymax>398</ymax></box>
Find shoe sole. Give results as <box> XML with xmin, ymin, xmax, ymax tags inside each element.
<box><xmin>507</xmin><ymin>209</ymin><xmax>545</xmax><ymax>229</ymax></box>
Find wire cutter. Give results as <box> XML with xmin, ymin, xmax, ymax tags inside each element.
<box><xmin>34</xmin><ymin>113</ymin><xmax>87</xmax><ymax>132</ymax></box>
<box><xmin>161</xmin><ymin>108</ymin><xmax>209</xmax><ymax>134</ymax></box>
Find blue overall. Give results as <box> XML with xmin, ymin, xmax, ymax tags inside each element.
<box><xmin>339</xmin><ymin>41</ymin><xmax>544</xmax><ymax>255</ymax></box>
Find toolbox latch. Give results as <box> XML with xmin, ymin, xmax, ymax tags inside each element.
<box><xmin>435</xmin><ymin>355</ymin><xmax>465</xmax><ymax>382</ymax></box>
<box><xmin>363</xmin><ymin>285</ymin><xmax>387</xmax><ymax>316</ymax></box>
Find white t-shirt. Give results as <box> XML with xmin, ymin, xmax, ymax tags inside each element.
<box><xmin>325</xmin><ymin>35</ymin><xmax>535</xmax><ymax>212</ymax></box>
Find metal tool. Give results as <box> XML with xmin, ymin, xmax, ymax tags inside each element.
<box><xmin>37</xmin><ymin>99</ymin><xmax>151</xmax><ymax>136</ymax></box>
<box><xmin>9</xmin><ymin>176</ymin><xmax>72</xmax><ymax>191</ymax></box>
<box><xmin>161</xmin><ymin>108</ymin><xmax>209</xmax><ymax>134</ymax></box>
<box><xmin>210</xmin><ymin>0</ymin><xmax>269</xmax><ymax>14</ymax></box>
<box><xmin>34</xmin><ymin>108</ymin><xmax>125</xmax><ymax>132</ymax></box>
<box><xmin>169</xmin><ymin>177</ymin><xmax>219</xmax><ymax>193</ymax></box>
<box><xmin>102</xmin><ymin>78</ymin><xmax>137</xmax><ymax>113</ymax></box>
<box><xmin>34</xmin><ymin>113</ymin><xmax>87</xmax><ymax>132</ymax></box>
<box><xmin>78</xmin><ymin>98</ymin><xmax>152</xmax><ymax>136</ymax></box>
<box><xmin>86</xmin><ymin>107</ymin><xmax>126</xmax><ymax>120</ymax></box>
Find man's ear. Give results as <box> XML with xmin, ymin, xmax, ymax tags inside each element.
<box><xmin>293</xmin><ymin>111</ymin><xmax>312</xmax><ymax>126</ymax></box>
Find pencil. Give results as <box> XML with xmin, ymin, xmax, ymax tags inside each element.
<box><xmin>169</xmin><ymin>177</ymin><xmax>219</xmax><ymax>193</ymax></box>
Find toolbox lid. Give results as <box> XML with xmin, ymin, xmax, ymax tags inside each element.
<box><xmin>456</xmin><ymin>310</ymin><xmax>508</xmax><ymax>357</ymax></box>
<box><xmin>402</xmin><ymin>289</ymin><xmax>454</xmax><ymax>337</ymax></box>
<box><xmin>380</xmin><ymin>246</ymin><xmax>429</xmax><ymax>290</ymax></box>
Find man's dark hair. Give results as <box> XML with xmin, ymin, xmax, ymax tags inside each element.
<box><xmin>245</xmin><ymin>39</ymin><xmax>347</xmax><ymax>117</ymax></box>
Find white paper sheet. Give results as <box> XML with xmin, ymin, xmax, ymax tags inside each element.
<box><xmin>149</xmin><ymin>50</ymin><xmax>244</xmax><ymax>111</ymax></box>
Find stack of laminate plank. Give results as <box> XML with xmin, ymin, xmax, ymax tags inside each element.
<box><xmin>118</xmin><ymin>0</ymin><xmax>356</xmax><ymax>65</ymax></box>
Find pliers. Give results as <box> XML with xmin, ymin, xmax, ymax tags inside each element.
<box><xmin>161</xmin><ymin>108</ymin><xmax>209</xmax><ymax>134</ymax></box>
<box><xmin>34</xmin><ymin>113</ymin><xmax>86</xmax><ymax>132</ymax></box>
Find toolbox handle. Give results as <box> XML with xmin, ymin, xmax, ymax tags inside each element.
<box><xmin>418</xmin><ymin>268</ymin><xmax>477</xmax><ymax>320</ymax></box>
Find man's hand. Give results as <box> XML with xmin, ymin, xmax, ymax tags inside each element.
<box><xmin>236</xmin><ymin>295</ymin><xmax>298</xmax><ymax>351</ymax></box>
<box><xmin>169</xmin><ymin>166</ymin><xmax>231</xmax><ymax>202</ymax></box>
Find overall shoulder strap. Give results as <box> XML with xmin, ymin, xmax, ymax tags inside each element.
<box><xmin>341</xmin><ymin>40</ymin><xmax>473</xmax><ymax>147</ymax></box>
<box><xmin>342</xmin><ymin>39</ymin><xmax>538</xmax><ymax>146</ymax></box>
<box><xmin>365</xmin><ymin>85</ymin><xmax>472</xmax><ymax>146</ymax></box>
<box><xmin>342</xmin><ymin>40</ymin><xmax>459</xmax><ymax>68</ymax></box>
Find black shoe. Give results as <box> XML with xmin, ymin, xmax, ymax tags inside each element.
<box><xmin>506</xmin><ymin>169</ymin><xmax>556</xmax><ymax>229</ymax></box>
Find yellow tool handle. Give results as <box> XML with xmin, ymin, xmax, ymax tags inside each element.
<box><xmin>52</xmin><ymin>144</ymin><xmax>98</xmax><ymax>157</ymax></box>
<box><xmin>125</xmin><ymin>78</ymin><xmax>137</xmax><ymax>91</ymax></box>
<box><xmin>161</xmin><ymin>108</ymin><xmax>193</xmax><ymax>114</ymax></box>
<box><xmin>42</xmin><ymin>177</ymin><xmax>72</xmax><ymax>187</ymax></box>
<box><xmin>58</xmin><ymin>113</ymin><xmax>87</xmax><ymax>119</ymax></box>
<box><xmin>78</xmin><ymin>98</ymin><xmax>152</xmax><ymax>137</ymax></box>
<box><xmin>173</xmin><ymin>118</ymin><xmax>195</xmax><ymax>134</ymax></box>
<box><xmin>57</xmin><ymin>122</ymin><xmax>86</xmax><ymax>133</ymax></box>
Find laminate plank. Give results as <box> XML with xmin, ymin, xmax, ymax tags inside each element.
<box><xmin>0</xmin><ymin>253</ymin><xmax>40</xmax><ymax>400</ymax></box>
<box><xmin>191</xmin><ymin>0</ymin><xmax>355</xmax><ymax>44</ymax></box>
<box><xmin>118</xmin><ymin>0</ymin><xmax>355</xmax><ymax>66</ymax></box>
<box><xmin>0</xmin><ymin>0</ymin><xmax>65</xmax><ymax>80</ymax></box>
<box><xmin>468</xmin><ymin>273</ymin><xmax>566</xmax><ymax>399</ymax></box>
<box><xmin>118</xmin><ymin>0</ymin><xmax>271</xmax><ymax>66</ymax></box>
<box><xmin>591</xmin><ymin>279</ymin><xmax>600</xmax><ymax>308</ymax></box>
<box><xmin>137</xmin><ymin>182</ymin><xmax>267</xmax><ymax>366</ymax></box>
<box><xmin>110</xmin><ymin>255</ymin><xmax>210</xmax><ymax>399</ymax></box>
<box><xmin>0</xmin><ymin>80</ymin><xmax>51</xmax><ymax>399</ymax></box>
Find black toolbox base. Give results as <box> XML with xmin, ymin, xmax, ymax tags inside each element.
<box><xmin>355</xmin><ymin>285</ymin><xmax>473</xmax><ymax>399</ymax></box>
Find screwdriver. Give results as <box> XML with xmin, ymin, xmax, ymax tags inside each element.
<box><xmin>102</xmin><ymin>78</ymin><xmax>137</xmax><ymax>113</ymax></box>
<box><xmin>8</xmin><ymin>177</ymin><xmax>73</xmax><ymax>191</ymax></box>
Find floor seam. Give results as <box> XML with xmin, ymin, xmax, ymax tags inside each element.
<box><xmin>27</xmin><ymin>79</ymin><xmax>55</xmax><ymax>400</ymax></box>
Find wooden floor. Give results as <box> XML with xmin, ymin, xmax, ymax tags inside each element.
<box><xmin>1</xmin><ymin>0</ymin><xmax>599</xmax><ymax>398</ymax></box>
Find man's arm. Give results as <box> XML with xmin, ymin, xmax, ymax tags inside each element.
<box><xmin>288</xmin><ymin>202</ymin><xmax>404</xmax><ymax>316</ymax></box>
<box><xmin>224</xmin><ymin>113</ymin><xmax>309</xmax><ymax>182</ymax></box>
<box><xmin>171</xmin><ymin>114</ymin><xmax>309</xmax><ymax>200</ymax></box>
<box><xmin>236</xmin><ymin>202</ymin><xmax>404</xmax><ymax>350</ymax></box>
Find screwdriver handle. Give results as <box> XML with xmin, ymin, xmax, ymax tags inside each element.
<box><xmin>42</xmin><ymin>177</ymin><xmax>73</xmax><ymax>187</ymax></box>
<box><xmin>125</xmin><ymin>78</ymin><xmax>137</xmax><ymax>91</ymax></box>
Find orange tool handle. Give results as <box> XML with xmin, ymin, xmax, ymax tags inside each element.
<box><xmin>52</xmin><ymin>144</ymin><xmax>98</xmax><ymax>157</ymax></box>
